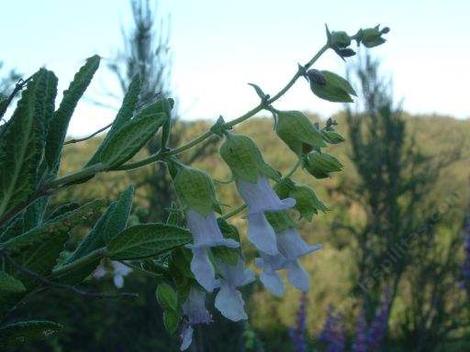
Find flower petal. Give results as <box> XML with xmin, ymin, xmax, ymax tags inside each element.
<box><xmin>187</xmin><ymin>210</ymin><xmax>239</xmax><ymax>249</ymax></box>
<box><xmin>277</xmin><ymin>228</ymin><xmax>322</xmax><ymax>260</ymax></box>
<box><xmin>190</xmin><ymin>247</ymin><xmax>217</xmax><ymax>292</ymax></box>
<box><xmin>113</xmin><ymin>275</ymin><xmax>124</xmax><ymax>288</ymax></box>
<box><xmin>237</xmin><ymin>177</ymin><xmax>296</xmax><ymax>214</ymax></box>
<box><xmin>215</xmin><ymin>284</ymin><xmax>248</xmax><ymax>321</ymax></box>
<box><xmin>286</xmin><ymin>261</ymin><xmax>310</xmax><ymax>292</ymax></box>
<box><xmin>260</xmin><ymin>270</ymin><xmax>285</xmax><ymax>297</ymax></box>
<box><xmin>217</xmin><ymin>257</ymin><xmax>256</xmax><ymax>288</ymax></box>
<box><xmin>247</xmin><ymin>212</ymin><xmax>278</xmax><ymax>255</ymax></box>
<box><xmin>182</xmin><ymin>287</ymin><xmax>212</xmax><ymax>325</ymax></box>
<box><xmin>180</xmin><ymin>324</ymin><xmax>194</xmax><ymax>351</ymax></box>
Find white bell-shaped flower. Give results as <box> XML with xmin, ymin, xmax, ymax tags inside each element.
<box><xmin>237</xmin><ymin>177</ymin><xmax>295</xmax><ymax>255</ymax></box>
<box><xmin>214</xmin><ymin>257</ymin><xmax>255</xmax><ymax>321</ymax></box>
<box><xmin>180</xmin><ymin>286</ymin><xmax>212</xmax><ymax>351</ymax></box>
<box><xmin>186</xmin><ymin>210</ymin><xmax>239</xmax><ymax>292</ymax></box>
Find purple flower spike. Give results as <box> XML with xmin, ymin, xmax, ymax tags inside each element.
<box><xmin>289</xmin><ymin>293</ymin><xmax>308</xmax><ymax>352</ymax></box>
<box><xmin>318</xmin><ymin>306</ymin><xmax>345</xmax><ymax>352</ymax></box>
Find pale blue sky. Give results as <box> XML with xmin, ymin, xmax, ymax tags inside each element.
<box><xmin>1</xmin><ymin>0</ymin><xmax>469</xmax><ymax>136</ymax></box>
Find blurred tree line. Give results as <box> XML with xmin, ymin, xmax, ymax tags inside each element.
<box><xmin>1</xmin><ymin>1</ymin><xmax>470</xmax><ymax>351</ymax></box>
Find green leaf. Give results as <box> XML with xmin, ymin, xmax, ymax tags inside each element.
<box><xmin>156</xmin><ymin>283</ymin><xmax>178</xmax><ymax>312</ymax></box>
<box><xmin>1</xmin><ymin>200</ymin><xmax>104</xmax><ymax>251</ymax></box>
<box><xmin>0</xmin><ymin>69</ymin><xmax>58</xmax><ymax>218</ymax></box>
<box><xmin>65</xmin><ymin>187</ymin><xmax>134</xmax><ymax>264</ymax></box>
<box><xmin>163</xmin><ymin>310</ymin><xmax>180</xmax><ymax>335</ymax></box>
<box><xmin>87</xmin><ymin>98</ymin><xmax>171</xmax><ymax>168</ymax></box>
<box><xmin>92</xmin><ymin>109</ymin><xmax>166</xmax><ymax>168</ymax></box>
<box><xmin>0</xmin><ymin>320</ymin><xmax>62</xmax><ymax>348</ymax></box>
<box><xmin>108</xmin><ymin>224</ymin><xmax>192</xmax><ymax>260</ymax></box>
<box><xmin>110</xmin><ymin>76</ymin><xmax>142</xmax><ymax>133</ymax></box>
<box><xmin>46</xmin><ymin>55</ymin><xmax>100</xmax><ymax>173</ymax></box>
<box><xmin>3</xmin><ymin>201</ymin><xmax>104</xmax><ymax>287</ymax></box>
<box><xmin>0</xmin><ymin>271</ymin><xmax>26</xmax><ymax>295</ymax></box>
<box><xmin>103</xmin><ymin>186</ymin><xmax>134</xmax><ymax>243</ymax></box>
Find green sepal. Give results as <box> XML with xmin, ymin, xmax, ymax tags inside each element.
<box><xmin>356</xmin><ymin>26</ymin><xmax>389</xmax><ymax>48</ymax></box>
<box><xmin>304</xmin><ymin>151</ymin><xmax>343</xmax><ymax>179</ymax></box>
<box><xmin>289</xmin><ymin>185</ymin><xmax>328</xmax><ymax>221</ymax></box>
<box><xmin>265</xmin><ymin>211</ymin><xmax>297</xmax><ymax>233</ymax></box>
<box><xmin>274</xmin><ymin>180</ymin><xmax>328</xmax><ymax>221</ymax></box>
<box><xmin>321</xmin><ymin>129</ymin><xmax>345</xmax><ymax>144</ymax></box>
<box><xmin>211</xmin><ymin>218</ymin><xmax>241</xmax><ymax>265</ymax></box>
<box><xmin>276</xmin><ymin>110</ymin><xmax>326</xmax><ymax>156</ymax></box>
<box><xmin>330</xmin><ymin>31</ymin><xmax>351</xmax><ymax>48</ymax></box>
<box><xmin>220</xmin><ymin>133</ymin><xmax>280</xmax><ymax>183</ymax></box>
<box><xmin>156</xmin><ymin>282</ymin><xmax>178</xmax><ymax>312</ymax></box>
<box><xmin>310</xmin><ymin>71</ymin><xmax>356</xmax><ymax>103</ymax></box>
<box><xmin>163</xmin><ymin>310</ymin><xmax>181</xmax><ymax>335</ymax></box>
<box><xmin>173</xmin><ymin>166</ymin><xmax>221</xmax><ymax>216</ymax></box>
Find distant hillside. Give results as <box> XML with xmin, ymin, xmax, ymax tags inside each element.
<box><xmin>57</xmin><ymin>112</ymin><xmax>470</xmax><ymax>345</ymax></box>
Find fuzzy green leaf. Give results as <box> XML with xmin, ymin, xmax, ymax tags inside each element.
<box><xmin>65</xmin><ymin>186</ymin><xmax>134</xmax><ymax>264</ymax></box>
<box><xmin>0</xmin><ymin>69</ymin><xmax>58</xmax><ymax>218</ymax></box>
<box><xmin>92</xmin><ymin>110</ymin><xmax>166</xmax><ymax>168</ymax></box>
<box><xmin>108</xmin><ymin>224</ymin><xmax>192</xmax><ymax>260</ymax></box>
<box><xmin>46</xmin><ymin>55</ymin><xmax>100</xmax><ymax>173</ymax></box>
<box><xmin>3</xmin><ymin>201</ymin><xmax>104</xmax><ymax>287</ymax></box>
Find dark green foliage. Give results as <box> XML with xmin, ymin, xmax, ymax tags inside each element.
<box><xmin>0</xmin><ymin>320</ymin><xmax>62</xmax><ymax>349</ymax></box>
<box><xmin>0</xmin><ymin>69</ymin><xmax>57</xmax><ymax>218</ymax></box>
<box><xmin>337</xmin><ymin>54</ymin><xmax>466</xmax><ymax>351</ymax></box>
<box><xmin>108</xmin><ymin>223</ymin><xmax>192</xmax><ymax>260</ymax></box>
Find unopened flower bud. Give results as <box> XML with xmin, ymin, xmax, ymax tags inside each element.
<box><xmin>330</xmin><ymin>31</ymin><xmax>351</xmax><ymax>48</ymax></box>
<box><xmin>309</xmin><ymin>70</ymin><xmax>356</xmax><ymax>103</ymax></box>
<box><xmin>174</xmin><ymin>166</ymin><xmax>221</xmax><ymax>215</ymax></box>
<box><xmin>336</xmin><ymin>48</ymin><xmax>356</xmax><ymax>58</ymax></box>
<box><xmin>306</xmin><ymin>69</ymin><xmax>326</xmax><ymax>86</ymax></box>
<box><xmin>357</xmin><ymin>25</ymin><xmax>389</xmax><ymax>48</ymax></box>
<box><xmin>321</xmin><ymin>129</ymin><xmax>345</xmax><ymax>144</ymax></box>
<box><xmin>304</xmin><ymin>151</ymin><xmax>343</xmax><ymax>179</ymax></box>
<box><xmin>220</xmin><ymin>133</ymin><xmax>279</xmax><ymax>182</ymax></box>
<box><xmin>275</xmin><ymin>110</ymin><xmax>326</xmax><ymax>156</ymax></box>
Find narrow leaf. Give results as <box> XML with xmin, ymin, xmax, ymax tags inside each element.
<box><xmin>108</xmin><ymin>224</ymin><xmax>192</xmax><ymax>260</ymax></box>
<box><xmin>46</xmin><ymin>55</ymin><xmax>100</xmax><ymax>173</ymax></box>
<box><xmin>97</xmin><ymin>111</ymin><xmax>166</xmax><ymax>167</ymax></box>
<box><xmin>0</xmin><ymin>69</ymin><xmax>58</xmax><ymax>218</ymax></box>
<box><xmin>65</xmin><ymin>187</ymin><xmax>134</xmax><ymax>264</ymax></box>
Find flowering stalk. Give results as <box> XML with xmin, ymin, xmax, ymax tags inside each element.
<box><xmin>289</xmin><ymin>293</ymin><xmax>308</xmax><ymax>352</ymax></box>
<box><xmin>318</xmin><ymin>306</ymin><xmax>346</xmax><ymax>352</ymax></box>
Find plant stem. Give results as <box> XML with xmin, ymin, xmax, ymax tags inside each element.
<box><xmin>284</xmin><ymin>158</ymin><xmax>303</xmax><ymax>179</ymax></box>
<box><xmin>64</xmin><ymin>123</ymin><xmax>112</xmax><ymax>145</ymax></box>
<box><xmin>116</xmin><ymin>44</ymin><xmax>329</xmax><ymax>170</ymax></box>
<box><xmin>47</xmin><ymin>163</ymin><xmax>105</xmax><ymax>189</ymax></box>
<box><xmin>0</xmin><ymin>44</ymin><xmax>329</xmax><ymax>226</ymax></box>
<box><xmin>222</xmin><ymin>204</ymin><xmax>247</xmax><ymax>220</ymax></box>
